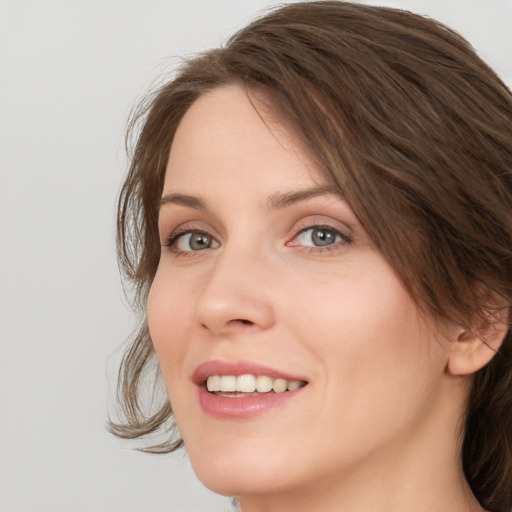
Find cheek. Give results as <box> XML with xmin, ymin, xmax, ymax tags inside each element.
<box><xmin>290</xmin><ymin>262</ymin><xmax>419</xmax><ymax>350</ymax></box>
<box><xmin>292</xmin><ymin>263</ymin><xmax>440</xmax><ymax>402</ymax></box>
<box><xmin>146</xmin><ymin>271</ymin><xmax>196</xmax><ymax>382</ymax></box>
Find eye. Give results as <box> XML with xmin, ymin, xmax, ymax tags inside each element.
<box><xmin>166</xmin><ymin>231</ymin><xmax>219</xmax><ymax>253</ymax></box>
<box><xmin>290</xmin><ymin>225</ymin><xmax>351</xmax><ymax>250</ymax></box>
<box><xmin>296</xmin><ymin>226</ymin><xmax>341</xmax><ymax>246</ymax></box>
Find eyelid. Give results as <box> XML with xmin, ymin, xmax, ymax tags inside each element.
<box><xmin>286</xmin><ymin>219</ymin><xmax>353</xmax><ymax>250</ymax></box>
<box><xmin>291</xmin><ymin>216</ymin><xmax>352</xmax><ymax>238</ymax></box>
<box><xmin>160</xmin><ymin>218</ymin><xmax>212</xmax><ymax>240</ymax></box>
<box><xmin>160</xmin><ymin>216</ymin><xmax>352</xmax><ymax>254</ymax></box>
<box><xmin>164</xmin><ymin>229</ymin><xmax>214</xmax><ymax>247</ymax></box>
<box><xmin>161</xmin><ymin>220</ymin><xmax>220</xmax><ymax>250</ymax></box>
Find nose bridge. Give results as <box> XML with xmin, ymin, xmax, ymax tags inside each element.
<box><xmin>194</xmin><ymin>241</ymin><xmax>275</xmax><ymax>334</ymax></box>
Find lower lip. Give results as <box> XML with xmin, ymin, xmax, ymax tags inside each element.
<box><xmin>197</xmin><ymin>385</ymin><xmax>306</xmax><ymax>420</ymax></box>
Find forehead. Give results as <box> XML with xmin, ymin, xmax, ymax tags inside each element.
<box><xmin>163</xmin><ymin>85</ymin><xmax>328</xmax><ymax>192</ymax></box>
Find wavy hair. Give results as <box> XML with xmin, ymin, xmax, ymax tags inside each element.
<box><xmin>110</xmin><ymin>2</ymin><xmax>512</xmax><ymax>510</ymax></box>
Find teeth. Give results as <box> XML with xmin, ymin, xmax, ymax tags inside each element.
<box><xmin>256</xmin><ymin>375</ymin><xmax>273</xmax><ymax>392</ymax></box>
<box><xmin>272</xmin><ymin>378</ymin><xmax>287</xmax><ymax>393</ymax></box>
<box><xmin>237</xmin><ymin>374</ymin><xmax>256</xmax><ymax>392</ymax></box>
<box><xmin>219</xmin><ymin>375</ymin><xmax>236</xmax><ymax>392</ymax></box>
<box><xmin>206</xmin><ymin>374</ymin><xmax>304</xmax><ymax>394</ymax></box>
<box><xmin>286</xmin><ymin>380</ymin><xmax>301</xmax><ymax>391</ymax></box>
<box><xmin>207</xmin><ymin>375</ymin><xmax>220</xmax><ymax>392</ymax></box>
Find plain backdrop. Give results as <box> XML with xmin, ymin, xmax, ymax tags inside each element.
<box><xmin>1</xmin><ymin>1</ymin><xmax>511</xmax><ymax>511</ymax></box>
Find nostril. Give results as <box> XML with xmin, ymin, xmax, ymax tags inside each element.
<box><xmin>235</xmin><ymin>319</ymin><xmax>253</xmax><ymax>325</ymax></box>
<box><xmin>199</xmin><ymin>318</ymin><xmax>255</xmax><ymax>331</ymax></box>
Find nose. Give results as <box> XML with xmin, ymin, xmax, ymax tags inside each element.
<box><xmin>194</xmin><ymin>247</ymin><xmax>275</xmax><ymax>335</ymax></box>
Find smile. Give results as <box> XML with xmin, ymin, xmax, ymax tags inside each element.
<box><xmin>206</xmin><ymin>374</ymin><xmax>305</xmax><ymax>394</ymax></box>
<box><xmin>193</xmin><ymin>361</ymin><xmax>309</xmax><ymax>419</ymax></box>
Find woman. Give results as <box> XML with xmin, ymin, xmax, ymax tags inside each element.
<box><xmin>111</xmin><ymin>2</ymin><xmax>512</xmax><ymax>511</ymax></box>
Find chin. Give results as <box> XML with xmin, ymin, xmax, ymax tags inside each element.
<box><xmin>192</xmin><ymin>463</ymin><xmax>277</xmax><ymax>497</ymax></box>
<box><xmin>186</xmin><ymin>440</ymin><xmax>299</xmax><ymax>498</ymax></box>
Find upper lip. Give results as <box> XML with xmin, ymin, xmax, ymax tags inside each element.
<box><xmin>192</xmin><ymin>360</ymin><xmax>308</xmax><ymax>386</ymax></box>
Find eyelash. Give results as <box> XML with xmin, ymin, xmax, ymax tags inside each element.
<box><xmin>162</xmin><ymin>223</ymin><xmax>352</xmax><ymax>256</ymax></box>
<box><xmin>291</xmin><ymin>224</ymin><xmax>352</xmax><ymax>253</ymax></box>
<box><xmin>163</xmin><ymin>225</ymin><xmax>215</xmax><ymax>257</ymax></box>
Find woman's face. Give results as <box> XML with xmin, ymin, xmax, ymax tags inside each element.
<box><xmin>148</xmin><ymin>85</ymin><xmax>455</xmax><ymax>500</ymax></box>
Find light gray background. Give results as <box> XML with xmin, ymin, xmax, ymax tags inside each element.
<box><xmin>1</xmin><ymin>1</ymin><xmax>511</xmax><ymax>511</ymax></box>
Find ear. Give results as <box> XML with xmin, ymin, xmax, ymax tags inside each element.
<box><xmin>447</xmin><ymin>304</ymin><xmax>509</xmax><ymax>376</ymax></box>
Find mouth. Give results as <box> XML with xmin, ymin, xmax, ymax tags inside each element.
<box><xmin>193</xmin><ymin>361</ymin><xmax>309</xmax><ymax>419</ymax></box>
<box><xmin>205</xmin><ymin>374</ymin><xmax>307</xmax><ymax>396</ymax></box>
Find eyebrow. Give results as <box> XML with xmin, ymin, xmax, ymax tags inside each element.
<box><xmin>159</xmin><ymin>185</ymin><xmax>343</xmax><ymax>211</ymax></box>
<box><xmin>265</xmin><ymin>185</ymin><xmax>342</xmax><ymax>210</ymax></box>
<box><xmin>160</xmin><ymin>193</ymin><xmax>206</xmax><ymax>210</ymax></box>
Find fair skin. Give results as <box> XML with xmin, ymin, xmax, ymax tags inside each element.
<box><xmin>147</xmin><ymin>85</ymin><xmax>495</xmax><ymax>512</ymax></box>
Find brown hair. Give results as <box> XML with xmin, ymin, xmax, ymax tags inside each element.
<box><xmin>111</xmin><ymin>2</ymin><xmax>512</xmax><ymax>510</ymax></box>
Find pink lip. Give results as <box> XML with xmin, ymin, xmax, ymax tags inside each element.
<box><xmin>192</xmin><ymin>360</ymin><xmax>308</xmax><ymax>420</ymax></box>
<box><xmin>192</xmin><ymin>360</ymin><xmax>306</xmax><ymax>385</ymax></box>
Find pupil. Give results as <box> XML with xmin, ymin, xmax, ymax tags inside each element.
<box><xmin>312</xmin><ymin>229</ymin><xmax>335</xmax><ymax>246</ymax></box>
<box><xmin>190</xmin><ymin>233</ymin><xmax>211</xmax><ymax>250</ymax></box>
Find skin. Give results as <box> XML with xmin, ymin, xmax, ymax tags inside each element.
<box><xmin>147</xmin><ymin>85</ymin><xmax>488</xmax><ymax>512</ymax></box>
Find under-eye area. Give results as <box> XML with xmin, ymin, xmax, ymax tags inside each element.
<box><xmin>287</xmin><ymin>224</ymin><xmax>353</xmax><ymax>253</ymax></box>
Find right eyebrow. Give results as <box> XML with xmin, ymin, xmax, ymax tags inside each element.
<box><xmin>265</xmin><ymin>185</ymin><xmax>342</xmax><ymax>211</ymax></box>
<box><xmin>159</xmin><ymin>193</ymin><xmax>206</xmax><ymax>210</ymax></box>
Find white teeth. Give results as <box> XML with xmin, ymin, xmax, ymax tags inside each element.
<box><xmin>237</xmin><ymin>374</ymin><xmax>256</xmax><ymax>392</ymax></box>
<box><xmin>206</xmin><ymin>375</ymin><xmax>220</xmax><ymax>392</ymax></box>
<box><xmin>219</xmin><ymin>375</ymin><xmax>236</xmax><ymax>392</ymax></box>
<box><xmin>206</xmin><ymin>374</ymin><xmax>304</xmax><ymax>394</ymax></box>
<box><xmin>256</xmin><ymin>375</ymin><xmax>273</xmax><ymax>392</ymax></box>
<box><xmin>287</xmin><ymin>380</ymin><xmax>301</xmax><ymax>391</ymax></box>
<box><xmin>272</xmin><ymin>378</ymin><xmax>287</xmax><ymax>393</ymax></box>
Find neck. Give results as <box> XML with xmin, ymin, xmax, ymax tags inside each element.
<box><xmin>238</xmin><ymin>451</ymin><xmax>482</xmax><ymax>512</ymax></box>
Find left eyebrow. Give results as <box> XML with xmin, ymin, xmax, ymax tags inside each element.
<box><xmin>265</xmin><ymin>185</ymin><xmax>343</xmax><ymax>211</ymax></box>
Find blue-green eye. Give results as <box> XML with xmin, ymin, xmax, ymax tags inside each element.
<box><xmin>295</xmin><ymin>226</ymin><xmax>343</xmax><ymax>247</ymax></box>
<box><xmin>167</xmin><ymin>231</ymin><xmax>219</xmax><ymax>252</ymax></box>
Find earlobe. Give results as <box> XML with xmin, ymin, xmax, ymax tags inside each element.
<box><xmin>447</xmin><ymin>308</ymin><xmax>509</xmax><ymax>376</ymax></box>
